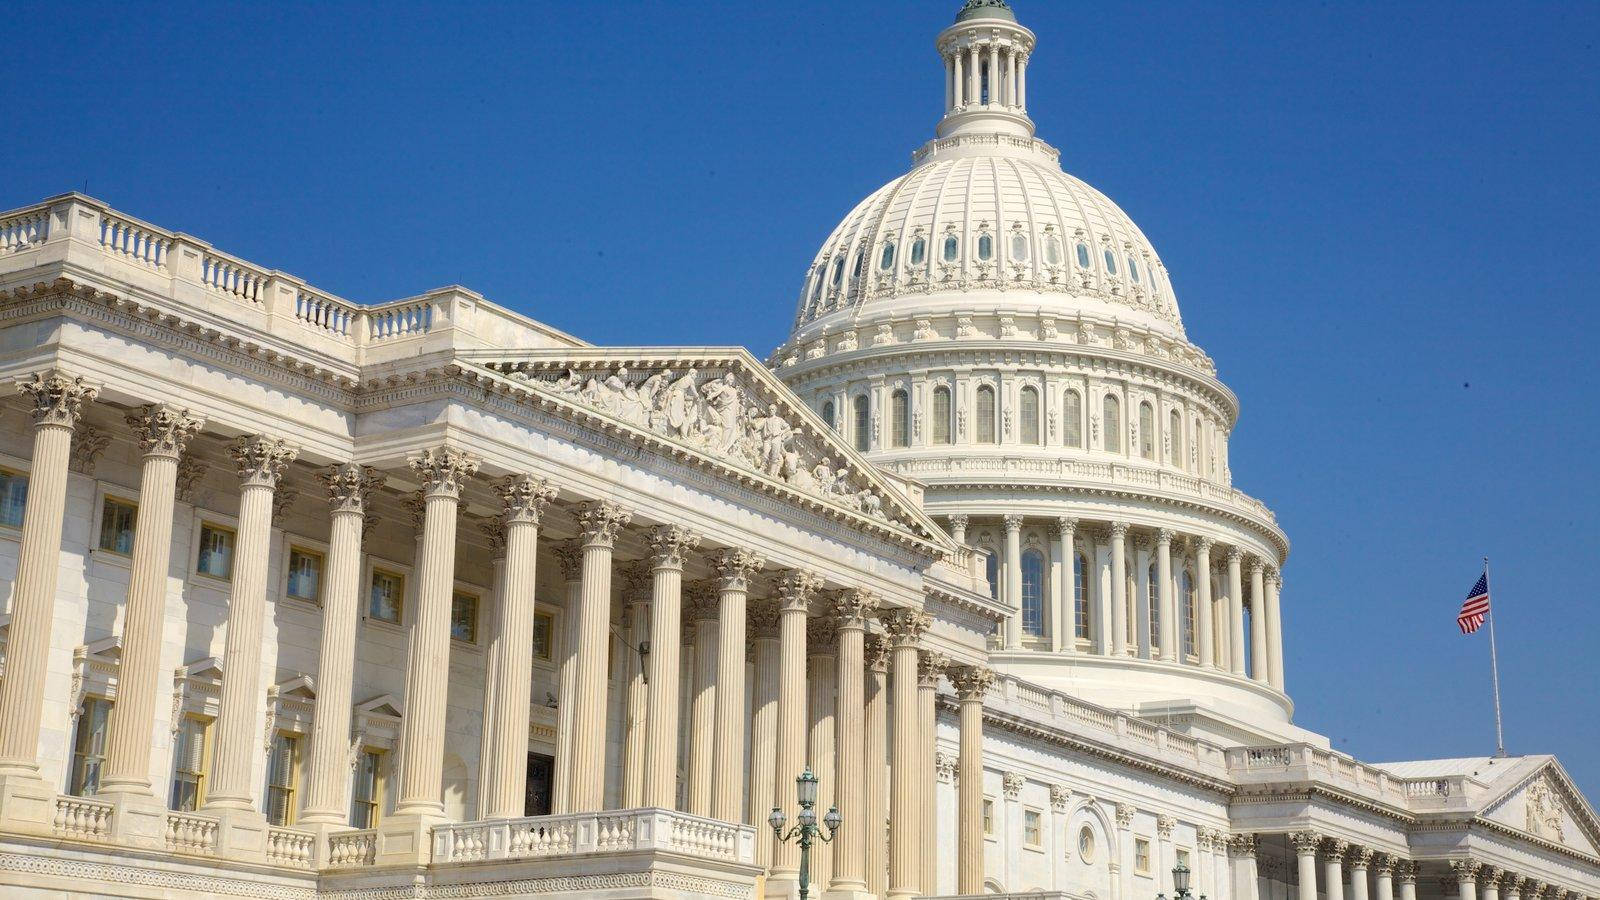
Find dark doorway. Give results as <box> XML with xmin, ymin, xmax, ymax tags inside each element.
<box><xmin>524</xmin><ymin>752</ymin><xmax>554</xmax><ymax>817</ymax></box>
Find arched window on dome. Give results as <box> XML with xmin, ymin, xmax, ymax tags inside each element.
<box><xmin>1063</xmin><ymin>389</ymin><xmax>1083</xmax><ymax>448</ymax></box>
<box><xmin>1020</xmin><ymin>386</ymin><xmax>1040</xmax><ymax>445</ymax></box>
<box><xmin>890</xmin><ymin>389</ymin><xmax>909</xmax><ymax>448</ymax></box>
<box><xmin>831</xmin><ymin>256</ymin><xmax>845</xmax><ymax>288</ymax></box>
<box><xmin>943</xmin><ymin>235</ymin><xmax>960</xmax><ymax>263</ymax></box>
<box><xmin>985</xmin><ymin>548</ymin><xmax>999</xmax><ymax>600</ymax></box>
<box><xmin>976</xmin><ymin>385</ymin><xmax>997</xmax><ymax>444</ymax></box>
<box><xmin>1148</xmin><ymin>561</ymin><xmax>1161</xmax><ymax>652</ymax></box>
<box><xmin>1182</xmin><ymin>568</ymin><xmax>1198</xmax><ymax>659</ymax></box>
<box><xmin>1046</xmin><ymin>235</ymin><xmax>1063</xmax><ymax>266</ymax></box>
<box><xmin>852</xmin><ymin>248</ymin><xmax>866</xmax><ymax>280</ymax></box>
<box><xmin>1021</xmin><ymin>549</ymin><xmax>1046</xmax><ymax>637</ymax></box>
<box><xmin>1138</xmin><ymin>402</ymin><xmax>1156</xmax><ymax>460</ymax></box>
<box><xmin>911</xmin><ymin>236</ymin><xmax>927</xmax><ymax>266</ymax></box>
<box><xmin>1104</xmin><ymin>249</ymin><xmax>1119</xmax><ymax>275</ymax></box>
<box><xmin>977</xmin><ymin>233</ymin><xmax>993</xmax><ymax>261</ymax></box>
<box><xmin>1011</xmin><ymin>232</ymin><xmax>1029</xmax><ymax>262</ymax></box>
<box><xmin>933</xmin><ymin>386</ymin><xmax>953</xmax><ymax>445</ymax></box>
<box><xmin>1074</xmin><ymin>552</ymin><xmax>1090</xmax><ymax>641</ymax></box>
<box><xmin>821</xmin><ymin>399</ymin><xmax>835</xmax><ymax>430</ymax></box>
<box><xmin>810</xmin><ymin>269</ymin><xmax>824</xmax><ymax>305</ymax></box>
<box><xmin>1129</xmin><ymin>255</ymin><xmax>1141</xmax><ymax>283</ymax></box>
<box><xmin>880</xmin><ymin>241</ymin><xmax>896</xmax><ymax>271</ymax></box>
<box><xmin>1168</xmin><ymin>409</ymin><xmax>1183</xmax><ymax>467</ymax></box>
<box><xmin>1076</xmin><ymin>242</ymin><xmax>1091</xmax><ymax>268</ymax></box>
<box><xmin>853</xmin><ymin>395</ymin><xmax>870</xmax><ymax>452</ymax></box>
<box><xmin>1103</xmin><ymin>394</ymin><xmax>1122</xmax><ymax>453</ymax></box>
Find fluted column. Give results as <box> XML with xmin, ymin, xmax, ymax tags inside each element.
<box><xmin>550</xmin><ymin>542</ymin><xmax>583</xmax><ymax>814</ymax></box>
<box><xmin>1501</xmin><ymin>874</ymin><xmax>1523</xmax><ymax>900</ymax></box>
<box><xmin>864</xmin><ymin>636</ymin><xmax>890</xmax><ymax>899</ymax></box>
<box><xmin>1453</xmin><ymin>860</ymin><xmax>1483</xmax><ymax>900</ymax></box>
<box><xmin>393</xmin><ymin>448</ymin><xmax>478</xmax><ymax>820</ymax></box>
<box><xmin>1230</xmin><ymin>834</ymin><xmax>1260</xmax><ymax>900</ymax></box>
<box><xmin>1350</xmin><ymin>848</ymin><xmax>1373</xmax><ymax>900</ymax></box>
<box><xmin>301</xmin><ymin>465</ymin><xmax>384</xmax><ymax>826</ymax></box>
<box><xmin>1249</xmin><ymin>560</ymin><xmax>1268</xmax><ymax>684</ymax></box>
<box><xmin>207</xmin><ymin>436</ymin><xmax>299</xmax><ymax>813</ymax></box>
<box><xmin>830</xmin><ymin>590</ymin><xmax>878</xmax><ymax>894</ymax></box>
<box><xmin>1397</xmin><ymin>862</ymin><xmax>1419</xmax><ymax>900</ymax></box>
<box><xmin>475</xmin><ymin>529</ymin><xmax>507</xmax><ymax>817</ymax></box>
<box><xmin>570</xmin><ymin>501</ymin><xmax>631</xmax><ymax>812</ymax></box>
<box><xmin>1006</xmin><ymin>46</ymin><xmax>1018</xmax><ymax>106</ymax></box>
<box><xmin>967</xmin><ymin>43</ymin><xmax>979</xmax><ymax>108</ymax></box>
<box><xmin>1291</xmin><ymin>832</ymin><xmax>1321</xmax><ymax>900</ymax></box>
<box><xmin>747</xmin><ymin>605</ymin><xmax>781</xmax><ymax>870</ymax></box>
<box><xmin>1265</xmin><ymin>568</ymin><xmax>1285</xmax><ymax>690</ymax></box>
<box><xmin>951</xmin><ymin>665</ymin><xmax>994</xmax><ymax>896</ymax></box>
<box><xmin>1055</xmin><ymin>517</ymin><xmax>1077</xmax><ymax>652</ymax></box>
<box><xmin>768</xmin><ymin>572</ymin><xmax>820</xmax><ymax>895</ymax></box>
<box><xmin>619</xmin><ymin>565</ymin><xmax>651</xmax><ymax>810</ymax></box>
<box><xmin>1195</xmin><ymin>538</ymin><xmax>1215</xmax><ymax>668</ymax></box>
<box><xmin>1481</xmin><ymin>867</ymin><xmax>1503</xmax><ymax>900</ymax></box>
<box><xmin>806</xmin><ymin>616</ymin><xmax>838</xmax><ymax>893</ymax></box>
<box><xmin>686</xmin><ymin>583</ymin><xmax>718</xmax><ymax>818</ymax></box>
<box><xmin>1003</xmin><ymin>514</ymin><xmax>1023</xmax><ymax>648</ymax></box>
<box><xmin>1017</xmin><ymin>51</ymin><xmax>1028</xmax><ymax>108</ymax></box>
<box><xmin>919</xmin><ymin>648</ymin><xmax>950</xmax><ymax>894</ymax></box>
<box><xmin>480</xmin><ymin>476</ymin><xmax>557</xmax><ymax>819</ymax></box>
<box><xmin>644</xmin><ymin>526</ymin><xmax>699</xmax><ymax>809</ymax></box>
<box><xmin>951</xmin><ymin>50</ymin><xmax>965</xmax><ymax>108</ymax></box>
<box><xmin>1324</xmin><ymin>839</ymin><xmax>1349</xmax><ymax>900</ymax></box>
<box><xmin>1110</xmin><ymin>523</ymin><xmax>1131</xmax><ymax>656</ymax></box>
<box><xmin>987</xmin><ymin>42</ymin><xmax>1000</xmax><ymax>106</ymax></box>
<box><xmin>101</xmin><ymin>405</ymin><xmax>204</xmax><ymax>799</ymax></box>
<box><xmin>883</xmin><ymin>609</ymin><xmax>930</xmax><ymax>899</ymax></box>
<box><xmin>1156</xmin><ymin>529</ymin><xmax>1176</xmax><ymax>661</ymax></box>
<box><xmin>948</xmin><ymin>513</ymin><xmax>968</xmax><ymax>546</ymax></box>
<box><xmin>1374</xmin><ymin>856</ymin><xmax>1397</xmax><ymax>900</ymax></box>
<box><xmin>711</xmin><ymin>548</ymin><xmax>763</xmax><ymax>823</ymax></box>
<box><xmin>1227</xmin><ymin>548</ymin><xmax>1246</xmax><ymax>675</ymax></box>
<box><xmin>0</xmin><ymin>373</ymin><xmax>97</xmax><ymax>808</ymax></box>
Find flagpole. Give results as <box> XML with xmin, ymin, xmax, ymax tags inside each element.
<box><xmin>1484</xmin><ymin>556</ymin><xmax>1507</xmax><ymax>758</ymax></box>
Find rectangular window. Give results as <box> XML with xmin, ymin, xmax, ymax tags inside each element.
<box><xmin>69</xmin><ymin>697</ymin><xmax>112</xmax><ymax>796</ymax></box>
<box><xmin>350</xmin><ymin>749</ymin><xmax>383</xmax><ymax>829</ymax></box>
<box><xmin>1024</xmin><ymin>808</ymin><xmax>1043</xmax><ymax>847</ymax></box>
<box><xmin>169</xmin><ymin>716</ymin><xmax>209</xmax><ymax>811</ymax></box>
<box><xmin>451</xmin><ymin>591</ymin><xmax>479</xmax><ymax>643</ymax></box>
<box><xmin>368</xmin><ymin>569</ymin><xmax>404</xmax><ymax>624</ymax></box>
<box><xmin>0</xmin><ymin>466</ymin><xmax>27</xmax><ymax>528</ymax></box>
<box><xmin>982</xmin><ymin>798</ymin><xmax>995</xmax><ymax>835</ymax></box>
<box><xmin>265</xmin><ymin>732</ymin><xmax>299</xmax><ymax>826</ymax></box>
<box><xmin>1177</xmin><ymin>847</ymin><xmax>1191</xmax><ymax>872</ymax></box>
<box><xmin>195</xmin><ymin>522</ymin><xmax>236</xmax><ymax>580</ymax></box>
<box><xmin>285</xmin><ymin>547</ymin><xmax>324</xmax><ymax>604</ymax></box>
<box><xmin>98</xmin><ymin>497</ymin><xmax>138</xmax><ymax>555</ymax></box>
<box><xmin>532</xmin><ymin>612</ymin><xmax>554</xmax><ymax>661</ymax></box>
<box><xmin>1135</xmin><ymin>837</ymin><xmax>1152</xmax><ymax>874</ymax></box>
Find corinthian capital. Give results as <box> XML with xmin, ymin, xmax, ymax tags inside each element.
<box><xmin>948</xmin><ymin>664</ymin><xmax>995</xmax><ymax>701</ymax></box>
<box><xmin>408</xmin><ymin>447</ymin><xmax>479</xmax><ymax>499</ymax></box>
<box><xmin>1322</xmin><ymin>838</ymin><xmax>1348</xmax><ymax>863</ymax></box>
<box><xmin>831</xmin><ymin>588</ymin><xmax>880</xmax><ymax>629</ymax></box>
<box><xmin>552</xmin><ymin>540</ymin><xmax>584</xmax><ymax>581</ymax></box>
<box><xmin>648</xmin><ymin>525</ymin><xmax>701</xmax><ymax>571</ymax></box>
<box><xmin>917</xmin><ymin>650</ymin><xmax>951</xmax><ymax>687</ymax></box>
<box><xmin>1156</xmin><ymin>528</ymin><xmax>1175</xmax><ymax>547</ymax></box>
<box><xmin>18</xmin><ymin>370</ymin><xmax>98</xmax><ymax>428</ymax></box>
<box><xmin>1290</xmin><ymin>831</ymin><xmax>1322</xmax><ymax>854</ymax></box>
<box><xmin>231</xmin><ymin>435</ymin><xmax>298</xmax><ymax>488</ymax></box>
<box><xmin>1002</xmin><ymin>514</ymin><xmax>1023</xmax><ymax>533</ymax></box>
<box><xmin>321</xmin><ymin>464</ymin><xmax>384</xmax><ymax>515</ymax></box>
<box><xmin>576</xmin><ymin>500</ymin><xmax>632</xmax><ymax>549</ymax></box>
<box><xmin>1226</xmin><ymin>545</ymin><xmax>1243</xmax><ymax>565</ymax></box>
<box><xmin>126</xmin><ymin>404</ymin><xmax>204</xmax><ymax>459</ymax></box>
<box><xmin>714</xmin><ymin>547</ymin><xmax>765</xmax><ymax>591</ymax></box>
<box><xmin>1350</xmin><ymin>846</ymin><xmax>1374</xmax><ymax>868</ymax></box>
<box><xmin>881</xmin><ymin>608</ymin><xmax>931</xmax><ymax>647</ymax></box>
<box><xmin>497</xmin><ymin>474</ymin><xmax>558</xmax><ymax>525</ymax></box>
<box><xmin>1450</xmin><ymin>860</ymin><xmax>1482</xmax><ymax>883</ymax></box>
<box><xmin>1109</xmin><ymin>521</ymin><xmax>1130</xmax><ymax>541</ymax></box>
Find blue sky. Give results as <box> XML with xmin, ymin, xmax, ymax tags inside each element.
<box><xmin>9</xmin><ymin>1</ymin><xmax>1598</xmax><ymax>797</ymax></box>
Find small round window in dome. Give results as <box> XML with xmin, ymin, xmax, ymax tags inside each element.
<box><xmin>1078</xmin><ymin>825</ymin><xmax>1096</xmax><ymax>863</ymax></box>
<box><xmin>943</xmin><ymin>235</ymin><xmax>960</xmax><ymax>263</ymax></box>
<box><xmin>1128</xmin><ymin>256</ymin><xmax>1140</xmax><ymax>283</ymax></box>
<box><xmin>1103</xmin><ymin>249</ymin><xmax>1118</xmax><ymax>275</ymax></box>
<box><xmin>880</xmin><ymin>241</ymin><xmax>896</xmax><ymax>271</ymax></box>
<box><xmin>977</xmin><ymin>233</ymin><xmax>993</xmax><ymax>261</ymax></box>
<box><xmin>911</xmin><ymin>237</ymin><xmax>927</xmax><ymax>266</ymax></box>
<box><xmin>1076</xmin><ymin>243</ymin><xmax>1090</xmax><ymax>268</ymax></box>
<box><xmin>1011</xmin><ymin>233</ymin><xmax>1028</xmax><ymax>261</ymax></box>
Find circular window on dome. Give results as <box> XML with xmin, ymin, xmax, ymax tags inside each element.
<box><xmin>943</xmin><ymin>235</ymin><xmax>960</xmax><ymax>263</ymax></box>
<box><xmin>1078</xmin><ymin>825</ymin><xmax>1096</xmax><ymax>863</ymax></box>
<box><xmin>977</xmin><ymin>233</ymin><xmax>993</xmax><ymax>261</ymax></box>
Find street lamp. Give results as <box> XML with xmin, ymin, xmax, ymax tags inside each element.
<box><xmin>1156</xmin><ymin>861</ymin><xmax>1204</xmax><ymax>900</ymax></box>
<box><xmin>769</xmin><ymin>767</ymin><xmax>841</xmax><ymax>900</ymax></box>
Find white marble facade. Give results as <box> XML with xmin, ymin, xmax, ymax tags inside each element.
<box><xmin>0</xmin><ymin>1</ymin><xmax>1598</xmax><ymax>899</ymax></box>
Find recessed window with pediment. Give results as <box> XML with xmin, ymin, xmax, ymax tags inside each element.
<box><xmin>1103</xmin><ymin>394</ymin><xmax>1122</xmax><ymax>453</ymax></box>
<box><xmin>1139</xmin><ymin>402</ymin><xmax>1156</xmax><ymax>460</ymax></box>
<box><xmin>1074</xmin><ymin>553</ymin><xmax>1091</xmax><ymax>640</ymax></box>
<box><xmin>1020</xmin><ymin>386</ymin><xmax>1040</xmax><ymax>445</ymax></box>
<box><xmin>1022</xmin><ymin>549</ymin><xmax>1045</xmax><ymax>636</ymax></box>
<box><xmin>976</xmin><ymin>385</ymin><xmax>997</xmax><ymax>444</ymax></box>
<box><xmin>821</xmin><ymin>399</ymin><xmax>835</xmax><ymax>430</ymax></box>
<box><xmin>853</xmin><ymin>395</ymin><xmax>870</xmax><ymax>451</ymax></box>
<box><xmin>1064</xmin><ymin>389</ymin><xmax>1083</xmax><ymax>448</ymax></box>
<box><xmin>933</xmin><ymin>387</ymin><xmax>953</xmax><ymax>445</ymax></box>
<box><xmin>1168</xmin><ymin>409</ymin><xmax>1183</xmax><ymax>467</ymax></box>
<box><xmin>1148</xmin><ymin>562</ymin><xmax>1161</xmax><ymax>650</ymax></box>
<box><xmin>891</xmin><ymin>390</ymin><xmax>910</xmax><ymax>448</ymax></box>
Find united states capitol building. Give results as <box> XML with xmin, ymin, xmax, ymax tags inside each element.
<box><xmin>0</xmin><ymin>2</ymin><xmax>1595</xmax><ymax>898</ymax></box>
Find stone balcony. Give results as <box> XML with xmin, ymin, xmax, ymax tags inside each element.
<box><xmin>1226</xmin><ymin>743</ymin><xmax>1478</xmax><ymax>816</ymax></box>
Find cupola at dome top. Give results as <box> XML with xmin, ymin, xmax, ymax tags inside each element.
<box><xmin>955</xmin><ymin>0</ymin><xmax>1016</xmax><ymax>22</ymax></box>
<box><xmin>936</xmin><ymin>0</ymin><xmax>1037</xmax><ymax>144</ymax></box>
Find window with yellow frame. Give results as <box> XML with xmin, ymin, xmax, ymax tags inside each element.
<box><xmin>265</xmin><ymin>731</ymin><xmax>301</xmax><ymax>825</ymax></box>
<box><xmin>450</xmin><ymin>590</ymin><xmax>479</xmax><ymax>644</ymax></box>
<box><xmin>350</xmin><ymin>748</ymin><xmax>385</xmax><ymax>829</ymax></box>
<box><xmin>169</xmin><ymin>715</ymin><xmax>213</xmax><ymax>811</ymax></box>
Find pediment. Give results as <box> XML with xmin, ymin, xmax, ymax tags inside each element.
<box><xmin>271</xmin><ymin>674</ymin><xmax>316</xmax><ymax>700</ymax></box>
<box><xmin>460</xmin><ymin>348</ymin><xmax>954</xmax><ymax>554</ymax></box>
<box><xmin>1480</xmin><ymin>760</ymin><xmax>1600</xmax><ymax>857</ymax></box>
<box><xmin>75</xmin><ymin>635</ymin><xmax>122</xmax><ymax>661</ymax></box>
<box><xmin>354</xmin><ymin>694</ymin><xmax>403</xmax><ymax>720</ymax></box>
<box><xmin>175</xmin><ymin>656</ymin><xmax>223</xmax><ymax>681</ymax></box>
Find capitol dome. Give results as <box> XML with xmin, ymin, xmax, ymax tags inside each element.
<box><xmin>776</xmin><ymin>0</ymin><xmax>1303</xmax><ymax>746</ymax></box>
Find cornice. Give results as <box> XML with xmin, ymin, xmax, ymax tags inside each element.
<box><xmin>1232</xmin><ymin>783</ymin><xmax>1414</xmax><ymax>826</ymax></box>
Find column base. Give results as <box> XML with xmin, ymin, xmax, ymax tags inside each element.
<box><xmin>765</xmin><ymin>871</ymin><xmax>800</xmax><ymax>899</ymax></box>
<box><xmin>104</xmin><ymin>791</ymin><xmax>169</xmax><ymax>849</ymax></box>
<box><xmin>822</xmin><ymin>887</ymin><xmax>877</xmax><ymax>900</ymax></box>
<box><xmin>206</xmin><ymin>806</ymin><xmax>270</xmax><ymax>862</ymax></box>
<box><xmin>0</xmin><ymin>771</ymin><xmax>55</xmax><ymax>834</ymax></box>
<box><xmin>376</xmin><ymin>811</ymin><xmax>448</xmax><ymax>866</ymax></box>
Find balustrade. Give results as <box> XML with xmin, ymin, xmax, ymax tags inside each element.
<box><xmin>1</xmin><ymin>208</ymin><xmax>50</xmax><ymax>252</ymax></box>
<box><xmin>165</xmin><ymin>811</ymin><xmax>220</xmax><ymax>854</ymax></box>
<box><xmin>52</xmin><ymin>795</ymin><xmax>114</xmax><ymax>840</ymax></box>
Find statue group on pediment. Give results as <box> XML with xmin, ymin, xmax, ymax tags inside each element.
<box><xmin>534</xmin><ymin>366</ymin><xmax>897</xmax><ymax>525</ymax></box>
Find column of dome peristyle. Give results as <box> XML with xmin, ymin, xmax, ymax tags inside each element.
<box><xmin>0</xmin><ymin>372</ymin><xmax>97</xmax><ymax>829</ymax></box>
<box><xmin>101</xmin><ymin>405</ymin><xmax>203</xmax><ymax>842</ymax></box>
<box><xmin>571</xmin><ymin>500</ymin><xmax>633</xmax><ymax>812</ymax></box>
<box><xmin>300</xmin><ymin>464</ymin><xmax>384</xmax><ymax>829</ymax></box>
<box><xmin>382</xmin><ymin>447</ymin><xmax>478</xmax><ymax>856</ymax></box>
<box><xmin>480</xmin><ymin>475</ymin><xmax>558</xmax><ymax>819</ymax></box>
<box><xmin>935</xmin><ymin>2</ymin><xmax>1037</xmax><ymax>143</ymax></box>
<box><xmin>1003</xmin><ymin>514</ymin><xmax>1023</xmax><ymax>648</ymax></box>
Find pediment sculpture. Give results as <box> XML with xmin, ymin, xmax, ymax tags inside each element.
<box><xmin>1525</xmin><ymin>773</ymin><xmax>1566</xmax><ymax>843</ymax></box>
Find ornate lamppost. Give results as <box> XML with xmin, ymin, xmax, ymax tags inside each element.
<box><xmin>768</xmin><ymin>767</ymin><xmax>841</xmax><ymax>900</ymax></box>
<box><xmin>1157</xmin><ymin>861</ymin><xmax>1205</xmax><ymax>900</ymax></box>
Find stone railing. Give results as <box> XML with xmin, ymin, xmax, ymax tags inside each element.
<box><xmin>326</xmin><ymin>830</ymin><xmax>378</xmax><ymax>868</ymax></box>
<box><xmin>0</xmin><ymin>194</ymin><xmax>584</xmax><ymax>372</ymax></box>
<box><xmin>1223</xmin><ymin>744</ymin><xmax>1478</xmax><ymax>813</ymax></box>
<box><xmin>52</xmin><ymin>795</ymin><xmax>114</xmax><ymax>841</ymax></box>
<box><xmin>266</xmin><ymin>826</ymin><xmax>317</xmax><ymax>869</ymax></box>
<box><xmin>431</xmin><ymin>809</ymin><xmax>756</xmax><ymax>866</ymax></box>
<box><xmin>165</xmin><ymin>811</ymin><xmax>220</xmax><ymax>855</ymax></box>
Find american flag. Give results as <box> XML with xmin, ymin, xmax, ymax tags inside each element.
<box><xmin>1458</xmin><ymin>573</ymin><xmax>1491</xmax><ymax>634</ymax></box>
